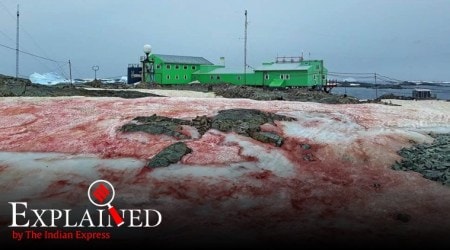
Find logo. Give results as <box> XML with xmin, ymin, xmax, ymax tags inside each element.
<box><xmin>88</xmin><ymin>180</ymin><xmax>124</xmax><ymax>227</ymax></box>
<box><xmin>8</xmin><ymin>179</ymin><xmax>162</xmax><ymax>241</ymax></box>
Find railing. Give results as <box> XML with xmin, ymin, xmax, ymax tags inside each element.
<box><xmin>275</xmin><ymin>56</ymin><xmax>303</xmax><ymax>63</ymax></box>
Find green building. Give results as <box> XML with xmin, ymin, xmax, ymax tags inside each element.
<box><xmin>147</xmin><ymin>54</ymin><xmax>213</xmax><ymax>84</ymax></box>
<box><xmin>140</xmin><ymin>53</ymin><xmax>327</xmax><ymax>88</ymax></box>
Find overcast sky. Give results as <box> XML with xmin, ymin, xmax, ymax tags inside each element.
<box><xmin>1</xmin><ymin>0</ymin><xmax>449</xmax><ymax>81</ymax></box>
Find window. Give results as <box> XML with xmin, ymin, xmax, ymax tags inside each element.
<box><xmin>237</xmin><ymin>76</ymin><xmax>241</xmax><ymax>80</ymax></box>
<box><xmin>216</xmin><ymin>75</ymin><xmax>220</xmax><ymax>80</ymax></box>
<box><xmin>184</xmin><ymin>75</ymin><xmax>187</xmax><ymax>79</ymax></box>
<box><xmin>192</xmin><ymin>66</ymin><xmax>196</xmax><ymax>70</ymax></box>
<box><xmin>280</xmin><ymin>74</ymin><xmax>290</xmax><ymax>80</ymax></box>
<box><xmin>175</xmin><ymin>65</ymin><xmax>180</xmax><ymax>69</ymax></box>
<box><xmin>264</xmin><ymin>74</ymin><xmax>269</xmax><ymax>80</ymax></box>
<box><xmin>313</xmin><ymin>75</ymin><xmax>316</xmax><ymax>80</ymax></box>
<box><xmin>316</xmin><ymin>65</ymin><xmax>320</xmax><ymax>70</ymax></box>
<box><xmin>156</xmin><ymin>64</ymin><xmax>161</xmax><ymax>69</ymax></box>
<box><xmin>167</xmin><ymin>75</ymin><xmax>170</xmax><ymax>80</ymax></box>
<box><xmin>210</xmin><ymin>75</ymin><xmax>214</xmax><ymax>80</ymax></box>
<box><xmin>175</xmin><ymin>75</ymin><xmax>179</xmax><ymax>80</ymax></box>
<box><xmin>183</xmin><ymin>65</ymin><xmax>187</xmax><ymax>70</ymax></box>
<box><xmin>166</xmin><ymin>65</ymin><xmax>171</xmax><ymax>69</ymax></box>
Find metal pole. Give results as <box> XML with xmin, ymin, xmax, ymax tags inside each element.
<box><xmin>149</xmin><ymin>57</ymin><xmax>154</xmax><ymax>82</ymax></box>
<box><xmin>375</xmin><ymin>73</ymin><xmax>378</xmax><ymax>99</ymax></box>
<box><xmin>244</xmin><ymin>10</ymin><xmax>247</xmax><ymax>85</ymax></box>
<box><xmin>144</xmin><ymin>53</ymin><xmax>149</xmax><ymax>83</ymax></box>
<box><xmin>16</xmin><ymin>4</ymin><xmax>19</xmax><ymax>79</ymax></box>
<box><xmin>68</xmin><ymin>60</ymin><xmax>72</xmax><ymax>85</ymax></box>
<box><xmin>92</xmin><ymin>65</ymin><xmax>99</xmax><ymax>81</ymax></box>
<box><xmin>141</xmin><ymin>58</ymin><xmax>145</xmax><ymax>83</ymax></box>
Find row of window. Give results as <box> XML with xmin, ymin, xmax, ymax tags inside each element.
<box><xmin>166</xmin><ymin>75</ymin><xmax>189</xmax><ymax>80</ymax></box>
<box><xmin>263</xmin><ymin>74</ymin><xmax>291</xmax><ymax>80</ymax></box>
<box><xmin>156</xmin><ymin>64</ymin><xmax>197</xmax><ymax>70</ymax></box>
<box><xmin>280</xmin><ymin>74</ymin><xmax>291</xmax><ymax>80</ymax></box>
<box><xmin>163</xmin><ymin>73</ymin><xmax>323</xmax><ymax>81</ymax></box>
<box><xmin>166</xmin><ymin>74</ymin><xmax>325</xmax><ymax>80</ymax></box>
<box><xmin>209</xmin><ymin>75</ymin><xmax>244</xmax><ymax>81</ymax></box>
<box><xmin>207</xmin><ymin>74</ymin><xmax>293</xmax><ymax>81</ymax></box>
<box><xmin>312</xmin><ymin>75</ymin><xmax>327</xmax><ymax>80</ymax></box>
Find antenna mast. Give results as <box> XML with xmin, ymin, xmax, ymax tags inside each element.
<box><xmin>16</xmin><ymin>4</ymin><xmax>19</xmax><ymax>78</ymax></box>
<box><xmin>244</xmin><ymin>10</ymin><xmax>248</xmax><ymax>85</ymax></box>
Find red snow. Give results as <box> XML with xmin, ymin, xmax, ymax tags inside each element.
<box><xmin>183</xmin><ymin>132</ymin><xmax>249</xmax><ymax>165</ymax></box>
<box><xmin>1</xmin><ymin>96</ymin><xmax>450</xmax><ymax>244</ymax></box>
<box><xmin>41</xmin><ymin>178</ymin><xmax>89</xmax><ymax>201</ymax></box>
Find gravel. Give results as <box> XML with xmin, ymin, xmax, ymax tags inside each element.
<box><xmin>392</xmin><ymin>133</ymin><xmax>450</xmax><ymax>186</ymax></box>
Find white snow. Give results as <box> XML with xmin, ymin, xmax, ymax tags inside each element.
<box><xmin>150</xmin><ymin>162</ymin><xmax>259</xmax><ymax>180</ymax></box>
<box><xmin>82</xmin><ymin>88</ymin><xmax>218</xmax><ymax>98</ymax></box>
<box><xmin>343</xmin><ymin>77</ymin><xmax>357</xmax><ymax>82</ymax></box>
<box><xmin>29</xmin><ymin>72</ymin><xmax>70</xmax><ymax>85</ymax></box>
<box><xmin>29</xmin><ymin>72</ymin><xmax>128</xmax><ymax>85</ymax></box>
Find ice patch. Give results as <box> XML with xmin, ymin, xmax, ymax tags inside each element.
<box><xmin>29</xmin><ymin>72</ymin><xmax>70</xmax><ymax>85</ymax></box>
<box><xmin>29</xmin><ymin>72</ymin><xmax>128</xmax><ymax>85</ymax></box>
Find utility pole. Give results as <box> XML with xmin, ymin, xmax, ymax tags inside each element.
<box><xmin>16</xmin><ymin>4</ymin><xmax>19</xmax><ymax>79</ymax></box>
<box><xmin>374</xmin><ymin>73</ymin><xmax>378</xmax><ymax>99</ymax></box>
<box><xmin>244</xmin><ymin>10</ymin><xmax>248</xmax><ymax>85</ymax></box>
<box><xmin>68</xmin><ymin>60</ymin><xmax>72</xmax><ymax>85</ymax></box>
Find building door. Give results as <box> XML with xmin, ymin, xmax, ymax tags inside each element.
<box><xmin>263</xmin><ymin>71</ymin><xmax>269</xmax><ymax>86</ymax></box>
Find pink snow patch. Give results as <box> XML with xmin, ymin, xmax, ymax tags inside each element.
<box><xmin>0</xmin><ymin>96</ymin><xmax>450</xmax><ymax>245</ymax></box>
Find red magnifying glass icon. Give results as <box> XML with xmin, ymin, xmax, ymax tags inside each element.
<box><xmin>88</xmin><ymin>180</ymin><xmax>124</xmax><ymax>227</ymax></box>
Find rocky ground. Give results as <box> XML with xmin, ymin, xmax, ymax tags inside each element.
<box><xmin>121</xmin><ymin>109</ymin><xmax>296</xmax><ymax>168</ymax></box>
<box><xmin>392</xmin><ymin>133</ymin><xmax>450</xmax><ymax>185</ymax></box>
<box><xmin>0</xmin><ymin>75</ymin><xmax>158</xmax><ymax>98</ymax></box>
<box><xmin>1</xmin><ymin>74</ymin><xmax>359</xmax><ymax>104</ymax></box>
<box><xmin>135</xmin><ymin>81</ymin><xmax>361</xmax><ymax>104</ymax></box>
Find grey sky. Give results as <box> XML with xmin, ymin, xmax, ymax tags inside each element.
<box><xmin>1</xmin><ymin>0</ymin><xmax>449</xmax><ymax>81</ymax></box>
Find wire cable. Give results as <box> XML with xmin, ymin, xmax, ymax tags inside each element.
<box><xmin>0</xmin><ymin>42</ymin><xmax>66</xmax><ymax>63</ymax></box>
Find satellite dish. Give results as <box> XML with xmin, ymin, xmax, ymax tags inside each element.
<box><xmin>143</xmin><ymin>44</ymin><xmax>152</xmax><ymax>54</ymax></box>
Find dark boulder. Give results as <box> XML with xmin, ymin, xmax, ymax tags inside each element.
<box><xmin>147</xmin><ymin>142</ymin><xmax>192</xmax><ymax>168</ymax></box>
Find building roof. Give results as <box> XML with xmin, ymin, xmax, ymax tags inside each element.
<box><xmin>255</xmin><ymin>63</ymin><xmax>310</xmax><ymax>71</ymax></box>
<box><xmin>194</xmin><ymin>67</ymin><xmax>254</xmax><ymax>75</ymax></box>
<box><xmin>154</xmin><ymin>54</ymin><xmax>213</xmax><ymax>65</ymax></box>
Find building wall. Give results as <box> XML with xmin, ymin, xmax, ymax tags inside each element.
<box><xmin>193</xmin><ymin>73</ymin><xmax>252</xmax><ymax>85</ymax></box>
<box><xmin>143</xmin><ymin>55</ymin><xmax>327</xmax><ymax>87</ymax></box>
<box><xmin>301</xmin><ymin>60</ymin><xmax>326</xmax><ymax>86</ymax></box>
<box><xmin>144</xmin><ymin>55</ymin><xmax>201</xmax><ymax>84</ymax></box>
<box><xmin>252</xmin><ymin>70</ymin><xmax>309</xmax><ymax>87</ymax></box>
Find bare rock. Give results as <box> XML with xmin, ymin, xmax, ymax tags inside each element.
<box><xmin>147</xmin><ymin>142</ymin><xmax>192</xmax><ymax>168</ymax></box>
